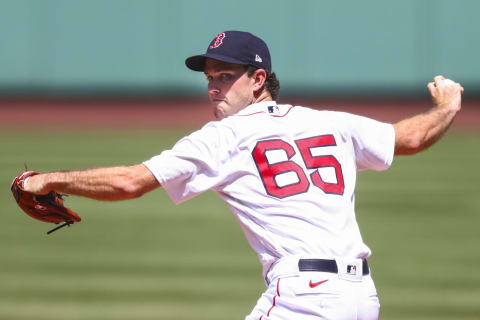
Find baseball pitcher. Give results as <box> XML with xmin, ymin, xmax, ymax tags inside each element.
<box><xmin>12</xmin><ymin>31</ymin><xmax>463</xmax><ymax>319</ymax></box>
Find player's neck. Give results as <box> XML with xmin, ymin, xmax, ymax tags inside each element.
<box><xmin>253</xmin><ymin>90</ymin><xmax>273</xmax><ymax>104</ymax></box>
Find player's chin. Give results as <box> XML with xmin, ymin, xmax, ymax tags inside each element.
<box><xmin>213</xmin><ymin>102</ymin><xmax>227</xmax><ymax>119</ymax></box>
<box><xmin>214</xmin><ymin>109</ymin><xmax>226</xmax><ymax>119</ymax></box>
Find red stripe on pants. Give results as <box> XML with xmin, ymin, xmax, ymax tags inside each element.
<box><xmin>259</xmin><ymin>278</ymin><xmax>281</xmax><ymax>319</ymax></box>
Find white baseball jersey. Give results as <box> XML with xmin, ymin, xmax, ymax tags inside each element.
<box><xmin>143</xmin><ymin>101</ymin><xmax>395</xmax><ymax>277</ymax></box>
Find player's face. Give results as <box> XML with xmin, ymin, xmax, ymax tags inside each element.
<box><xmin>204</xmin><ymin>59</ymin><xmax>255</xmax><ymax>119</ymax></box>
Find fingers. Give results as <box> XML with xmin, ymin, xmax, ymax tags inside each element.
<box><xmin>433</xmin><ymin>75</ymin><xmax>454</xmax><ymax>88</ymax></box>
<box><xmin>430</xmin><ymin>75</ymin><xmax>463</xmax><ymax>92</ymax></box>
<box><xmin>428</xmin><ymin>75</ymin><xmax>464</xmax><ymax>109</ymax></box>
<box><xmin>434</xmin><ymin>75</ymin><xmax>445</xmax><ymax>86</ymax></box>
<box><xmin>427</xmin><ymin>82</ymin><xmax>436</xmax><ymax>95</ymax></box>
<box><xmin>22</xmin><ymin>176</ymin><xmax>32</xmax><ymax>191</ymax></box>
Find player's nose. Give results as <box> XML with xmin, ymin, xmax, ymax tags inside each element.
<box><xmin>208</xmin><ymin>82</ymin><xmax>220</xmax><ymax>96</ymax></box>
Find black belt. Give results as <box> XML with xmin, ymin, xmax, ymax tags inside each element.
<box><xmin>298</xmin><ymin>259</ymin><xmax>370</xmax><ymax>275</ymax></box>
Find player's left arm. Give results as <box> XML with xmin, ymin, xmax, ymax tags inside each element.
<box><xmin>393</xmin><ymin>75</ymin><xmax>464</xmax><ymax>156</ymax></box>
<box><xmin>22</xmin><ymin>164</ymin><xmax>160</xmax><ymax>201</ymax></box>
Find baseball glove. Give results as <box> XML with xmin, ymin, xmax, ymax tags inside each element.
<box><xmin>11</xmin><ymin>171</ymin><xmax>81</xmax><ymax>234</ymax></box>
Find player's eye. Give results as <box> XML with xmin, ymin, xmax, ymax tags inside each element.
<box><xmin>220</xmin><ymin>74</ymin><xmax>232</xmax><ymax>82</ymax></box>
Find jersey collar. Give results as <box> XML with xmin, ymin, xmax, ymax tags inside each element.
<box><xmin>235</xmin><ymin>101</ymin><xmax>281</xmax><ymax>117</ymax></box>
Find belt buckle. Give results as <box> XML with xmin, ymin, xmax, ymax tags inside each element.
<box><xmin>335</xmin><ymin>258</ymin><xmax>363</xmax><ymax>282</ymax></box>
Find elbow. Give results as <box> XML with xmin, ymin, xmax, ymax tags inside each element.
<box><xmin>407</xmin><ymin>133</ymin><xmax>424</xmax><ymax>151</ymax></box>
<box><xmin>395</xmin><ymin>133</ymin><xmax>425</xmax><ymax>155</ymax></box>
<box><xmin>109</xmin><ymin>165</ymin><xmax>159</xmax><ymax>201</ymax></box>
<box><xmin>119</xmin><ymin>183</ymin><xmax>147</xmax><ymax>199</ymax></box>
<box><xmin>115</xmin><ymin>175</ymin><xmax>149</xmax><ymax>200</ymax></box>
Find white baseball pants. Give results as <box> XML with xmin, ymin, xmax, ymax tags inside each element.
<box><xmin>246</xmin><ymin>257</ymin><xmax>380</xmax><ymax>320</ymax></box>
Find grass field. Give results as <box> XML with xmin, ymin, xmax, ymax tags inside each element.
<box><xmin>1</xmin><ymin>129</ymin><xmax>479</xmax><ymax>320</ymax></box>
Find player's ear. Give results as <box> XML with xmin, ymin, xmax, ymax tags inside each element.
<box><xmin>252</xmin><ymin>68</ymin><xmax>267</xmax><ymax>95</ymax></box>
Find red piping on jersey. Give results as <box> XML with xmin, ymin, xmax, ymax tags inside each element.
<box><xmin>258</xmin><ymin>278</ymin><xmax>281</xmax><ymax>320</ymax></box>
<box><xmin>272</xmin><ymin>105</ymin><xmax>295</xmax><ymax>118</ymax></box>
<box><xmin>238</xmin><ymin>106</ymin><xmax>296</xmax><ymax>117</ymax></box>
<box><xmin>238</xmin><ymin>111</ymin><xmax>265</xmax><ymax>117</ymax></box>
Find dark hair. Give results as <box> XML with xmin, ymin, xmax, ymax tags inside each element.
<box><xmin>246</xmin><ymin>66</ymin><xmax>280</xmax><ymax>101</ymax></box>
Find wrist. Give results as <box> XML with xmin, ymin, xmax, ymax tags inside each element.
<box><xmin>434</xmin><ymin>97</ymin><xmax>461</xmax><ymax>113</ymax></box>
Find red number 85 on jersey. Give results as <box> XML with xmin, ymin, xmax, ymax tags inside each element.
<box><xmin>252</xmin><ymin>135</ymin><xmax>345</xmax><ymax>199</ymax></box>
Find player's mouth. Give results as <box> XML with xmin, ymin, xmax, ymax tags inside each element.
<box><xmin>211</xmin><ymin>98</ymin><xmax>227</xmax><ymax>110</ymax></box>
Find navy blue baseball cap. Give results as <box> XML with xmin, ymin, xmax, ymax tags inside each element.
<box><xmin>185</xmin><ymin>31</ymin><xmax>271</xmax><ymax>72</ymax></box>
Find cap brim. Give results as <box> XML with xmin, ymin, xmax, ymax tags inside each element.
<box><xmin>185</xmin><ymin>53</ymin><xmax>249</xmax><ymax>72</ymax></box>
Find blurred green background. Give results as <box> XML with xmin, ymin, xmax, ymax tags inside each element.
<box><xmin>1</xmin><ymin>130</ymin><xmax>479</xmax><ymax>319</ymax></box>
<box><xmin>0</xmin><ymin>0</ymin><xmax>479</xmax><ymax>96</ymax></box>
<box><xmin>1</xmin><ymin>0</ymin><xmax>479</xmax><ymax>319</ymax></box>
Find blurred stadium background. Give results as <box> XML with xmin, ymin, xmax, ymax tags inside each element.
<box><xmin>1</xmin><ymin>1</ymin><xmax>479</xmax><ymax>319</ymax></box>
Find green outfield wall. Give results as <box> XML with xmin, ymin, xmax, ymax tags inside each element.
<box><xmin>0</xmin><ymin>0</ymin><xmax>478</xmax><ymax>96</ymax></box>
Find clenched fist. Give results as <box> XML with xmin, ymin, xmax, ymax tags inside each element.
<box><xmin>427</xmin><ymin>75</ymin><xmax>464</xmax><ymax>111</ymax></box>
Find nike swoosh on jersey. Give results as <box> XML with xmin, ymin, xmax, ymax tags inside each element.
<box><xmin>309</xmin><ymin>279</ymin><xmax>329</xmax><ymax>288</ymax></box>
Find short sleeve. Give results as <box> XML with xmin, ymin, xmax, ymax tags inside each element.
<box><xmin>143</xmin><ymin>122</ymin><xmax>234</xmax><ymax>204</ymax></box>
<box><xmin>340</xmin><ymin>113</ymin><xmax>395</xmax><ymax>171</ymax></box>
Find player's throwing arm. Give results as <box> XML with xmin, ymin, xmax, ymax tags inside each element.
<box><xmin>394</xmin><ymin>75</ymin><xmax>463</xmax><ymax>155</ymax></box>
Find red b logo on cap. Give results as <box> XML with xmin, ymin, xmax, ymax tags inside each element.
<box><xmin>210</xmin><ymin>33</ymin><xmax>225</xmax><ymax>49</ymax></box>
